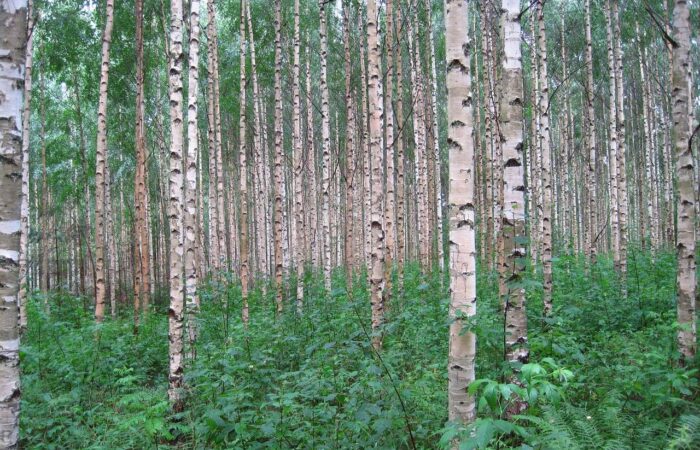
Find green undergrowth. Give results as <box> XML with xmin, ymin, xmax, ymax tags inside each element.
<box><xmin>20</xmin><ymin>251</ymin><xmax>700</xmax><ymax>448</ymax></box>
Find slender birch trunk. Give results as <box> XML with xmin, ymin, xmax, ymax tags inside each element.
<box><xmin>343</xmin><ymin>0</ymin><xmax>356</xmax><ymax>286</ymax></box>
<box><xmin>671</xmin><ymin>0</ymin><xmax>696</xmax><ymax>361</ymax></box>
<box><xmin>273</xmin><ymin>0</ymin><xmax>285</xmax><ymax>310</ymax></box>
<box><xmin>18</xmin><ymin>0</ymin><xmax>33</xmax><ymax>333</ymax></box>
<box><xmin>305</xmin><ymin>51</ymin><xmax>319</xmax><ymax>270</ymax></box>
<box><xmin>94</xmin><ymin>0</ymin><xmax>115</xmax><ymax>322</ymax></box>
<box><xmin>425</xmin><ymin>0</ymin><xmax>443</xmax><ymax>273</ymax></box>
<box><xmin>395</xmin><ymin>11</ymin><xmax>406</xmax><ymax>288</ymax></box>
<box><xmin>206</xmin><ymin>12</ymin><xmax>219</xmax><ymax>272</ymax></box>
<box><xmin>0</xmin><ymin>1</ymin><xmax>27</xmax><ymax>444</ymax></box>
<box><xmin>605</xmin><ymin>0</ymin><xmax>620</xmax><ymax>270</ymax></box>
<box><xmin>367</xmin><ymin>0</ymin><xmax>385</xmax><ymax>350</ymax></box>
<box><xmin>527</xmin><ymin>8</ymin><xmax>540</xmax><ymax>266</ymax></box>
<box><xmin>360</xmin><ymin>15</ymin><xmax>371</xmax><ymax>270</ymax></box>
<box><xmin>584</xmin><ymin>0</ymin><xmax>598</xmax><ymax>261</ymax></box>
<box><xmin>186</xmin><ymin>0</ymin><xmax>202</xmax><ymax>350</ymax></box>
<box><xmin>39</xmin><ymin>72</ymin><xmax>49</xmax><ymax>294</ymax></box>
<box><xmin>613</xmin><ymin>0</ymin><xmax>627</xmax><ymax>277</ymax></box>
<box><xmin>406</xmin><ymin>10</ymin><xmax>429</xmax><ymax>270</ymax></box>
<box><xmin>383</xmin><ymin>0</ymin><xmax>396</xmax><ymax>297</ymax></box>
<box><xmin>105</xmin><ymin>162</ymin><xmax>117</xmax><ymax>317</ymax></box>
<box><xmin>167</xmin><ymin>0</ymin><xmax>185</xmax><ymax>410</ymax></box>
<box><xmin>292</xmin><ymin>0</ymin><xmax>304</xmax><ymax>309</ymax></box>
<box><xmin>207</xmin><ymin>0</ymin><xmax>226</xmax><ymax>271</ymax></box>
<box><xmin>536</xmin><ymin>0</ymin><xmax>553</xmax><ymax>315</ymax></box>
<box><xmin>237</xmin><ymin>0</ymin><xmax>249</xmax><ymax>322</ymax></box>
<box><xmin>502</xmin><ymin>0</ymin><xmax>528</xmax><ymax>367</ymax></box>
<box><xmin>482</xmin><ymin>2</ymin><xmax>495</xmax><ymax>267</ymax></box>
<box><xmin>636</xmin><ymin>23</ymin><xmax>657</xmax><ymax>251</ymax></box>
<box><xmin>134</xmin><ymin>0</ymin><xmax>150</xmax><ymax>327</ymax></box>
<box><xmin>319</xmin><ymin>0</ymin><xmax>332</xmax><ymax>291</ymax></box>
<box><xmin>446</xmin><ymin>0</ymin><xmax>476</xmax><ymax>426</ymax></box>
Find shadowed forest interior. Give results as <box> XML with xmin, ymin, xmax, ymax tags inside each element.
<box><xmin>0</xmin><ymin>0</ymin><xmax>698</xmax><ymax>448</ymax></box>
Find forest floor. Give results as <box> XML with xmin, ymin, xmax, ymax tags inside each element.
<box><xmin>19</xmin><ymin>252</ymin><xmax>700</xmax><ymax>449</ymax></box>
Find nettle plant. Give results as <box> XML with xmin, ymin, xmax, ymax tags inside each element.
<box><xmin>440</xmin><ymin>358</ymin><xmax>574</xmax><ymax>449</ymax></box>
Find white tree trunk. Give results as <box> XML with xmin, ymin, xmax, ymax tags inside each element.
<box><xmin>0</xmin><ymin>1</ymin><xmax>27</xmax><ymax>445</ymax></box>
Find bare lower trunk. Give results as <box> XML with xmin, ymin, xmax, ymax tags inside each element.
<box><xmin>206</xmin><ymin>8</ymin><xmax>219</xmax><ymax>272</ymax></box>
<box><xmin>407</xmin><ymin>13</ymin><xmax>428</xmax><ymax>270</ymax></box>
<box><xmin>0</xmin><ymin>2</ymin><xmax>27</xmax><ymax>444</ymax></box>
<box><xmin>605</xmin><ymin>0</ymin><xmax>620</xmax><ymax>270</ymax></box>
<box><xmin>185</xmin><ymin>0</ymin><xmax>202</xmax><ymax>351</ymax></box>
<box><xmin>94</xmin><ymin>0</ymin><xmax>115</xmax><ymax>322</ymax></box>
<box><xmin>671</xmin><ymin>0</ymin><xmax>696</xmax><ymax>361</ymax></box>
<box><xmin>584</xmin><ymin>0</ymin><xmax>597</xmax><ymax>262</ymax></box>
<box><xmin>501</xmin><ymin>0</ymin><xmax>528</xmax><ymax>368</ymax></box>
<box><xmin>305</xmin><ymin>52</ymin><xmax>319</xmax><ymax>271</ymax></box>
<box><xmin>637</xmin><ymin>27</ymin><xmax>657</xmax><ymax>251</ymax></box>
<box><xmin>445</xmin><ymin>0</ymin><xmax>476</xmax><ymax>426</ymax></box>
<box><xmin>343</xmin><ymin>1</ymin><xmax>356</xmax><ymax>287</ymax></box>
<box><xmin>134</xmin><ymin>0</ymin><xmax>150</xmax><ymax>328</ymax></box>
<box><xmin>613</xmin><ymin>0</ymin><xmax>627</xmax><ymax>277</ymax></box>
<box><xmin>167</xmin><ymin>0</ymin><xmax>185</xmax><ymax>409</ymax></box>
<box><xmin>319</xmin><ymin>0</ymin><xmax>332</xmax><ymax>292</ymax></box>
<box><xmin>536</xmin><ymin>0</ymin><xmax>553</xmax><ymax>315</ymax></box>
<box><xmin>425</xmin><ymin>0</ymin><xmax>443</xmax><ymax>273</ymax></box>
<box><xmin>383</xmin><ymin>0</ymin><xmax>395</xmax><ymax>299</ymax></box>
<box><xmin>292</xmin><ymin>0</ymin><xmax>304</xmax><ymax>310</ymax></box>
<box><xmin>360</xmin><ymin>17</ymin><xmax>371</xmax><ymax>270</ymax></box>
<box><xmin>246</xmin><ymin>0</ymin><xmax>267</xmax><ymax>279</ymax></box>
<box><xmin>18</xmin><ymin>0</ymin><xmax>34</xmax><ymax>333</ymax></box>
<box><xmin>273</xmin><ymin>0</ymin><xmax>285</xmax><ymax>310</ymax></box>
<box><xmin>367</xmin><ymin>0</ymin><xmax>384</xmax><ymax>351</ymax></box>
<box><xmin>395</xmin><ymin>13</ymin><xmax>406</xmax><ymax>289</ymax></box>
<box><xmin>105</xmin><ymin>163</ymin><xmax>117</xmax><ymax>317</ymax></box>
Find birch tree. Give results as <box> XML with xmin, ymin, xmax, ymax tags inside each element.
<box><xmin>273</xmin><ymin>0</ymin><xmax>284</xmax><ymax>310</ymax></box>
<box><xmin>292</xmin><ymin>0</ymin><xmax>304</xmax><ymax>308</ymax></box>
<box><xmin>584</xmin><ymin>0</ymin><xmax>598</xmax><ymax>262</ymax></box>
<box><xmin>18</xmin><ymin>0</ymin><xmax>34</xmax><ymax>333</ymax></box>
<box><xmin>167</xmin><ymin>0</ymin><xmax>185</xmax><ymax>409</ymax></box>
<box><xmin>94</xmin><ymin>0</ymin><xmax>115</xmax><ymax>322</ymax></box>
<box><xmin>0</xmin><ymin>1</ymin><xmax>27</xmax><ymax>444</ymax></box>
<box><xmin>186</xmin><ymin>0</ymin><xmax>202</xmax><ymax>347</ymax></box>
<box><xmin>536</xmin><ymin>0</ymin><xmax>553</xmax><ymax>315</ymax></box>
<box><xmin>446</xmin><ymin>0</ymin><xmax>476</xmax><ymax>426</ymax></box>
<box><xmin>367</xmin><ymin>0</ymin><xmax>385</xmax><ymax>350</ymax></box>
<box><xmin>501</xmin><ymin>0</ymin><xmax>528</xmax><ymax>368</ymax></box>
<box><xmin>671</xmin><ymin>0</ymin><xmax>696</xmax><ymax>361</ymax></box>
<box><xmin>319</xmin><ymin>0</ymin><xmax>332</xmax><ymax>292</ymax></box>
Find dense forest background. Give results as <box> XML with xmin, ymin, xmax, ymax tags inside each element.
<box><xmin>0</xmin><ymin>0</ymin><xmax>698</xmax><ymax>448</ymax></box>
